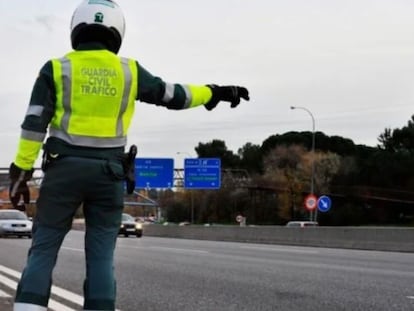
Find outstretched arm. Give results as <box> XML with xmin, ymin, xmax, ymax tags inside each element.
<box><xmin>136</xmin><ymin>63</ymin><xmax>249</xmax><ymax>111</ymax></box>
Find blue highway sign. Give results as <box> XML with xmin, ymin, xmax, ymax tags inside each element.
<box><xmin>317</xmin><ymin>195</ymin><xmax>332</xmax><ymax>212</ymax></box>
<box><xmin>184</xmin><ymin>158</ymin><xmax>221</xmax><ymax>189</ymax></box>
<box><xmin>135</xmin><ymin>158</ymin><xmax>174</xmax><ymax>189</ymax></box>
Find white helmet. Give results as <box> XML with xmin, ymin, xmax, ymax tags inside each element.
<box><xmin>70</xmin><ymin>0</ymin><xmax>125</xmax><ymax>53</ymax></box>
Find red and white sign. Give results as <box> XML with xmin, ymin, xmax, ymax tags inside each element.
<box><xmin>304</xmin><ymin>194</ymin><xmax>318</xmax><ymax>211</ymax></box>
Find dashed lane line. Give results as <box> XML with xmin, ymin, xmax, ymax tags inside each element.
<box><xmin>240</xmin><ymin>245</ymin><xmax>320</xmax><ymax>254</ymax></box>
<box><xmin>118</xmin><ymin>244</ymin><xmax>209</xmax><ymax>254</ymax></box>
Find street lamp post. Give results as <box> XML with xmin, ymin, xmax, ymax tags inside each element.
<box><xmin>176</xmin><ymin>151</ymin><xmax>195</xmax><ymax>224</ymax></box>
<box><xmin>290</xmin><ymin>106</ymin><xmax>316</xmax><ymax>221</ymax></box>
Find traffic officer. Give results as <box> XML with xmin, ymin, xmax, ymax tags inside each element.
<box><xmin>9</xmin><ymin>0</ymin><xmax>249</xmax><ymax>310</ymax></box>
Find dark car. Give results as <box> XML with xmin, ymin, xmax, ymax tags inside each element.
<box><xmin>0</xmin><ymin>209</ymin><xmax>32</xmax><ymax>238</ymax></box>
<box><xmin>119</xmin><ymin>213</ymin><xmax>143</xmax><ymax>237</ymax></box>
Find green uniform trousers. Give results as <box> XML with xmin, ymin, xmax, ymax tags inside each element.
<box><xmin>14</xmin><ymin>156</ymin><xmax>124</xmax><ymax>311</ymax></box>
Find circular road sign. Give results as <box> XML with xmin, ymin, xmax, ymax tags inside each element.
<box><xmin>304</xmin><ymin>194</ymin><xmax>318</xmax><ymax>211</ymax></box>
<box><xmin>317</xmin><ymin>195</ymin><xmax>332</xmax><ymax>212</ymax></box>
<box><xmin>236</xmin><ymin>215</ymin><xmax>243</xmax><ymax>223</ymax></box>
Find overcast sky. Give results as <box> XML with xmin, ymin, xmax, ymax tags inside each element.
<box><xmin>1</xmin><ymin>0</ymin><xmax>414</xmax><ymax>167</ymax></box>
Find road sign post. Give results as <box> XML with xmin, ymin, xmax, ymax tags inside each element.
<box><xmin>236</xmin><ymin>214</ymin><xmax>246</xmax><ymax>227</ymax></box>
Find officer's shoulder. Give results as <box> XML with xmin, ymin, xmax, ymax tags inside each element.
<box><xmin>39</xmin><ymin>60</ymin><xmax>53</xmax><ymax>77</ymax></box>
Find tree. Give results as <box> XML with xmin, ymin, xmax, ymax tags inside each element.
<box><xmin>195</xmin><ymin>139</ymin><xmax>240</xmax><ymax>168</ymax></box>
<box><xmin>263</xmin><ymin>145</ymin><xmax>308</xmax><ymax>221</ymax></box>
<box><xmin>313</xmin><ymin>152</ymin><xmax>341</xmax><ymax>194</ymax></box>
<box><xmin>261</xmin><ymin>131</ymin><xmax>356</xmax><ymax>157</ymax></box>
<box><xmin>237</xmin><ymin>142</ymin><xmax>263</xmax><ymax>174</ymax></box>
<box><xmin>378</xmin><ymin>115</ymin><xmax>414</xmax><ymax>153</ymax></box>
<box><xmin>378</xmin><ymin>128</ymin><xmax>393</xmax><ymax>151</ymax></box>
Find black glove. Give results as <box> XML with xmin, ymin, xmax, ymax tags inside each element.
<box><xmin>204</xmin><ymin>85</ymin><xmax>250</xmax><ymax>111</ymax></box>
<box><xmin>9</xmin><ymin>181</ymin><xmax>30</xmax><ymax>209</ymax></box>
<box><xmin>9</xmin><ymin>163</ymin><xmax>34</xmax><ymax>201</ymax></box>
<box><xmin>124</xmin><ymin>145</ymin><xmax>137</xmax><ymax>194</ymax></box>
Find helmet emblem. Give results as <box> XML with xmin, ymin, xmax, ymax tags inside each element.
<box><xmin>94</xmin><ymin>12</ymin><xmax>104</xmax><ymax>23</ymax></box>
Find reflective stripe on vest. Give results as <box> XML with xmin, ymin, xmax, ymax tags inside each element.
<box><xmin>50</xmin><ymin>51</ymin><xmax>137</xmax><ymax>148</ymax></box>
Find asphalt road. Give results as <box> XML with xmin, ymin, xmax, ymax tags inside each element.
<box><xmin>0</xmin><ymin>231</ymin><xmax>414</xmax><ymax>311</ymax></box>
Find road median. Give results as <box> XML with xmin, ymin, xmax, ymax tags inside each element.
<box><xmin>72</xmin><ymin>220</ymin><xmax>414</xmax><ymax>252</ymax></box>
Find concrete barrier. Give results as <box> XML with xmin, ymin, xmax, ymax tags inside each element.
<box><xmin>72</xmin><ymin>220</ymin><xmax>414</xmax><ymax>252</ymax></box>
<box><xmin>142</xmin><ymin>225</ymin><xmax>414</xmax><ymax>252</ymax></box>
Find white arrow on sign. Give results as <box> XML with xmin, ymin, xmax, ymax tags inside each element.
<box><xmin>317</xmin><ymin>195</ymin><xmax>332</xmax><ymax>212</ymax></box>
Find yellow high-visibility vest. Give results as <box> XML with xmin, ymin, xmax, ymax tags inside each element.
<box><xmin>51</xmin><ymin>49</ymin><xmax>138</xmax><ymax>147</ymax></box>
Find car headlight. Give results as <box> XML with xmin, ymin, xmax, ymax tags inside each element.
<box><xmin>120</xmin><ymin>224</ymin><xmax>124</xmax><ymax>229</ymax></box>
<box><xmin>135</xmin><ymin>223</ymin><xmax>142</xmax><ymax>230</ymax></box>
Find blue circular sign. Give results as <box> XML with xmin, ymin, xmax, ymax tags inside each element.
<box><xmin>317</xmin><ymin>195</ymin><xmax>332</xmax><ymax>212</ymax></box>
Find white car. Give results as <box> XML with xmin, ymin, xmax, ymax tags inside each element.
<box><xmin>0</xmin><ymin>209</ymin><xmax>33</xmax><ymax>238</ymax></box>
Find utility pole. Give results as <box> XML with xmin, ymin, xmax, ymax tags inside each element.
<box><xmin>290</xmin><ymin>106</ymin><xmax>316</xmax><ymax>221</ymax></box>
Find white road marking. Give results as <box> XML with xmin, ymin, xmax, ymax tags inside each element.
<box><xmin>0</xmin><ymin>288</ymin><xmax>11</xmax><ymax>298</ymax></box>
<box><xmin>240</xmin><ymin>245</ymin><xmax>319</xmax><ymax>254</ymax></box>
<box><xmin>118</xmin><ymin>244</ymin><xmax>209</xmax><ymax>254</ymax></box>
<box><xmin>407</xmin><ymin>296</ymin><xmax>414</xmax><ymax>300</ymax></box>
<box><xmin>0</xmin><ymin>272</ymin><xmax>19</xmax><ymax>289</ymax></box>
<box><xmin>149</xmin><ymin>246</ymin><xmax>209</xmax><ymax>254</ymax></box>
<box><xmin>0</xmin><ymin>273</ymin><xmax>75</xmax><ymax>311</ymax></box>
<box><xmin>61</xmin><ymin>246</ymin><xmax>83</xmax><ymax>252</ymax></box>
<box><xmin>0</xmin><ymin>265</ymin><xmax>121</xmax><ymax>311</ymax></box>
<box><xmin>0</xmin><ymin>265</ymin><xmax>19</xmax><ymax>279</ymax></box>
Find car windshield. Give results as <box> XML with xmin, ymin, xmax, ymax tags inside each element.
<box><xmin>0</xmin><ymin>211</ymin><xmax>28</xmax><ymax>220</ymax></box>
<box><xmin>122</xmin><ymin>214</ymin><xmax>135</xmax><ymax>222</ymax></box>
